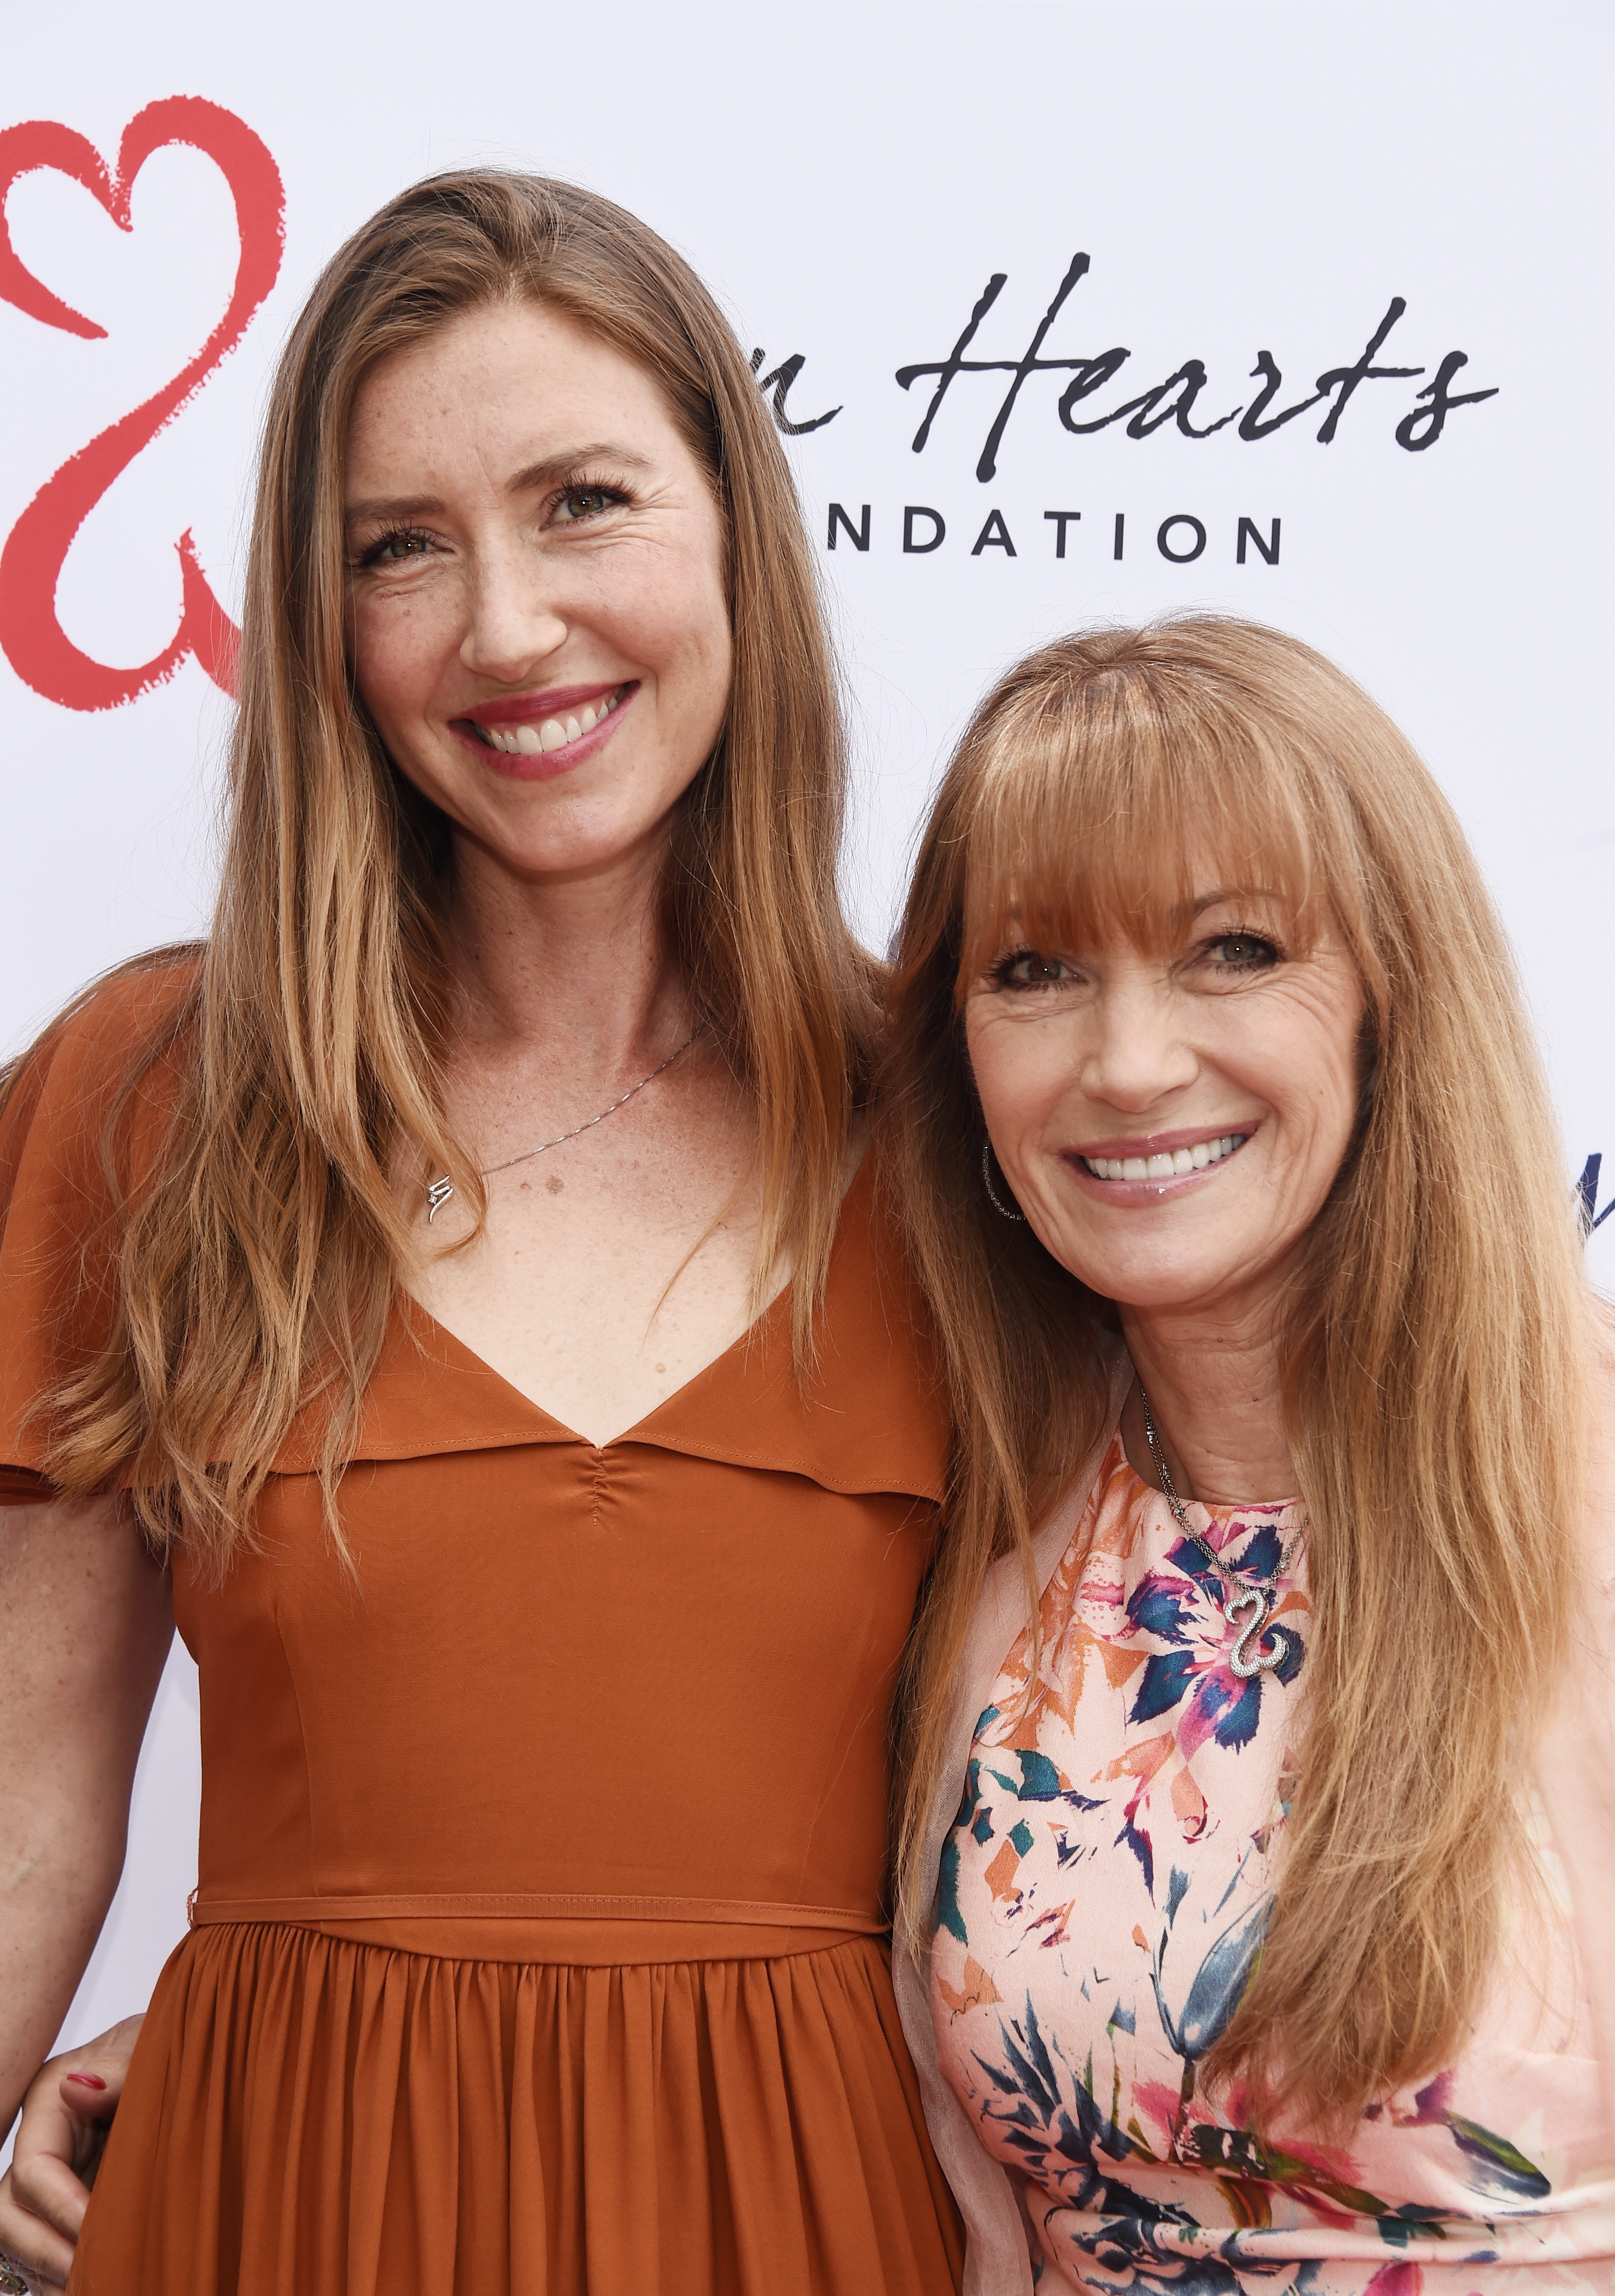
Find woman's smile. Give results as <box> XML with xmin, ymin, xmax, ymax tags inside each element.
<box><xmin>965</xmin><ymin>890</ymin><xmax>1364</xmax><ymax>1317</ymax></box>
<box><xmin>1068</xmin><ymin>1124</ymin><xmax>1255</xmax><ymax>1196</ymax></box>
<box><xmin>452</xmin><ymin>679</ymin><xmax>637</xmax><ymax>778</ymax></box>
<box><xmin>344</xmin><ymin>301</ymin><xmax>732</xmax><ymax>883</ymax></box>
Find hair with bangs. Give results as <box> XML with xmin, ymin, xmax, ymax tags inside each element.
<box><xmin>957</xmin><ymin>652</ymin><xmax>1338</xmax><ymax>984</ymax></box>
<box><xmin>881</xmin><ymin>616</ymin><xmax>1594</xmax><ymax>2122</ymax></box>
<box><xmin>0</xmin><ymin>170</ymin><xmax>877</xmax><ymax>1568</ymax></box>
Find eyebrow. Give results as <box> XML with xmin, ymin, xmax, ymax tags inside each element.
<box><xmin>344</xmin><ymin>442</ymin><xmax>656</xmax><ymax>527</ymax></box>
<box><xmin>1191</xmin><ymin>887</ymin><xmax>1281</xmax><ymax>914</ymax></box>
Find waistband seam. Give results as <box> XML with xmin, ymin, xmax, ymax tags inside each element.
<box><xmin>189</xmin><ymin>1891</ymin><xmax>882</xmax><ymax>1930</ymax></box>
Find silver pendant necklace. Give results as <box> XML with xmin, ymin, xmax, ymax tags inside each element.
<box><xmin>424</xmin><ymin>1018</ymin><xmax>708</xmax><ymax>1223</ymax></box>
<box><xmin>1139</xmin><ymin>1387</ymin><xmax>1303</xmax><ymax>1681</ymax></box>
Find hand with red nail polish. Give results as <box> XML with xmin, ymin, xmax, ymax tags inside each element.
<box><xmin>0</xmin><ymin>2017</ymin><xmax>143</xmax><ymax>2287</ymax></box>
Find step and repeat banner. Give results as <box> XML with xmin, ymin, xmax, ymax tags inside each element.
<box><xmin>0</xmin><ymin>0</ymin><xmax>1610</xmax><ymax>2095</ymax></box>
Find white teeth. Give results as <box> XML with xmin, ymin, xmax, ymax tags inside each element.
<box><xmin>479</xmin><ymin>690</ymin><xmax>622</xmax><ymax>754</ymax></box>
<box><xmin>1081</xmin><ymin>1131</ymin><xmax>1249</xmax><ymax>1182</ymax></box>
<box><xmin>478</xmin><ymin>689</ymin><xmax>626</xmax><ymax>753</ymax></box>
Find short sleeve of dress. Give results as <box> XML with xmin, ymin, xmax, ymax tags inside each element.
<box><xmin>0</xmin><ymin>957</ymin><xmax>199</xmax><ymax>1502</ymax></box>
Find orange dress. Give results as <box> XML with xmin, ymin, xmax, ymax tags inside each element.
<box><xmin>0</xmin><ymin>964</ymin><xmax>965</xmax><ymax>2296</ymax></box>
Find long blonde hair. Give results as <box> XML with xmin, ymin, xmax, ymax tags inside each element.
<box><xmin>881</xmin><ymin>616</ymin><xmax>1593</xmax><ymax>2119</ymax></box>
<box><xmin>7</xmin><ymin>172</ymin><xmax>877</xmax><ymax>1566</ymax></box>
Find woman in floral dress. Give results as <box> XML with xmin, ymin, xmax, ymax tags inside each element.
<box><xmin>879</xmin><ymin>618</ymin><xmax>1615</xmax><ymax>2292</ymax></box>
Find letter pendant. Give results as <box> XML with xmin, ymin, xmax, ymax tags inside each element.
<box><xmin>426</xmin><ymin>1176</ymin><xmax>454</xmax><ymax>1224</ymax></box>
<box><xmin>1225</xmin><ymin>1585</ymin><xmax>1288</xmax><ymax>1680</ymax></box>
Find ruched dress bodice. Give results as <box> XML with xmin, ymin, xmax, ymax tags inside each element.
<box><xmin>0</xmin><ymin>964</ymin><xmax>965</xmax><ymax>2296</ymax></box>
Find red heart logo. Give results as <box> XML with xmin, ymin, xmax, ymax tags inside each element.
<box><xmin>0</xmin><ymin>97</ymin><xmax>285</xmax><ymax>710</ymax></box>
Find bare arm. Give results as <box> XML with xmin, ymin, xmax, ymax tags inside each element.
<box><xmin>0</xmin><ymin>1495</ymin><xmax>171</xmax><ymax>2184</ymax></box>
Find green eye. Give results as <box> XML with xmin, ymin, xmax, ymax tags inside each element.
<box><xmin>1210</xmin><ymin>934</ymin><xmax>1279</xmax><ymax>969</ymax></box>
<box><xmin>557</xmin><ymin>486</ymin><xmax>617</xmax><ymax>520</ymax></box>
<box><xmin>356</xmin><ymin>525</ymin><xmax>437</xmax><ymax>569</ymax></box>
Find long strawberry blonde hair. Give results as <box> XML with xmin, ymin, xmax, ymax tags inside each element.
<box><xmin>881</xmin><ymin>616</ymin><xmax>1595</xmax><ymax>2120</ymax></box>
<box><xmin>3</xmin><ymin>172</ymin><xmax>877</xmax><ymax>1565</ymax></box>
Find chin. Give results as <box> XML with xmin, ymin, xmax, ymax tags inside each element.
<box><xmin>1063</xmin><ymin>1254</ymin><xmax>1232</xmax><ymax>1313</ymax></box>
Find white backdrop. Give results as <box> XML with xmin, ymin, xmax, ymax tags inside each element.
<box><xmin>1</xmin><ymin>0</ymin><xmax>1611</xmax><ymax>2125</ymax></box>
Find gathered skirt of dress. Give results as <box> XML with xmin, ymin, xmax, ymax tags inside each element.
<box><xmin>1</xmin><ymin>992</ymin><xmax>965</xmax><ymax>2295</ymax></box>
<box><xmin>71</xmin><ymin>1921</ymin><xmax>964</xmax><ymax>2296</ymax></box>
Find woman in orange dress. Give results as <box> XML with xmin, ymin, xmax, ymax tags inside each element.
<box><xmin>0</xmin><ymin>173</ymin><xmax>963</xmax><ymax>2296</ymax></box>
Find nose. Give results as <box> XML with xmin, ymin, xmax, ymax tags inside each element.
<box><xmin>459</xmin><ymin>538</ymin><xmax>568</xmax><ymax>683</ymax></box>
<box><xmin>1078</xmin><ymin>974</ymin><xmax>1199</xmax><ymax>1113</ymax></box>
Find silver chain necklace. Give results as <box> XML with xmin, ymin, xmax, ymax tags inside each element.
<box><xmin>1139</xmin><ymin>1387</ymin><xmax>1303</xmax><ymax>1681</ymax></box>
<box><xmin>424</xmin><ymin>1018</ymin><xmax>708</xmax><ymax>1223</ymax></box>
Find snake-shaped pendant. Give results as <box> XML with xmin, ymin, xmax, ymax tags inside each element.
<box><xmin>1224</xmin><ymin>1585</ymin><xmax>1292</xmax><ymax>1679</ymax></box>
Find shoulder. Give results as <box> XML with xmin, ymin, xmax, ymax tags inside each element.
<box><xmin>3</xmin><ymin>947</ymin><xmax>202</xmax><ymax>1092</ymax></box>
<box><xmin>733</xmin><ymin>1152</ymin><xmax>952</xmax><ymax>1503</ymax></box>
<box><xmin>0</xmin><ymin>950</ymin><xmax>203</xmax><ymax>1479</ymax></box>
<box><xmin>850</xmin><ymin>1146</ymin><xmax>940</xmax><ymax>1347</ymax></box>
<box><xmin>0</xmin><ymin>950</ymin><xmax>202</xmax><ymax>1185</ymax></box>
<box><xmin>831</xmin><ymin>1151</ymin><xmax>949</xmax><ymax>1428</ymax></box>
<box><xmin>0</xmin><ymin>948</ymin><xmax>203</xmax><ymax>1267</ymax></box>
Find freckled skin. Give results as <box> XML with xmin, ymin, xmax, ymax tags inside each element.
<box><xmin>0</xmin><ymin>296</ymin><xmax>772</xmax><ymax>2249</ymax></box>
<box><xmin>342</xmin><ymin>301</ymin><xmax>767</xmax><ymax>1454</ymax></box>
<box><xmin>345</xmin><ymin>302</ymin><xmax>733</xmax><ymax>891</ymax></box>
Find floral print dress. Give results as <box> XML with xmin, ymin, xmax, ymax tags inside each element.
<box><xmin>931</xmin><ymin>1436</ymin><xmax>1615</xmax><ymax>2292</ymax></box>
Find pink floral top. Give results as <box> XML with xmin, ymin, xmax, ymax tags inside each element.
<box><xmin>932</xmin><ymin>1436</ymin><xmax>1615</xmax><ymax>2291</ymax></box>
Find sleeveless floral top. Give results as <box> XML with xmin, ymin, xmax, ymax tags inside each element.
<box><xmin>931</xmin><ymin>1435</ymin><xmax>1615</xmax><ymax>2292</ymax></box>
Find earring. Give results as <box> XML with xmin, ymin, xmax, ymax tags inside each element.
<box><xmin>981</xmin><ymin>1139</ymin><xmax>1026</xmax><ymax>1222</ymax></box>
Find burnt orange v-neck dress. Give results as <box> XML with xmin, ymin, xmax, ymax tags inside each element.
<box><xmin>0</xmin><ymin>964</ymin><xmax>965</xmax><ymax>2296</ymax></box>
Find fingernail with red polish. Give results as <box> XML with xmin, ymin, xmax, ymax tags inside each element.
<box><xmin>66</xmin><ymin>2071</ymin><xmax>107</xmax><ymax>2090</ymax></box>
